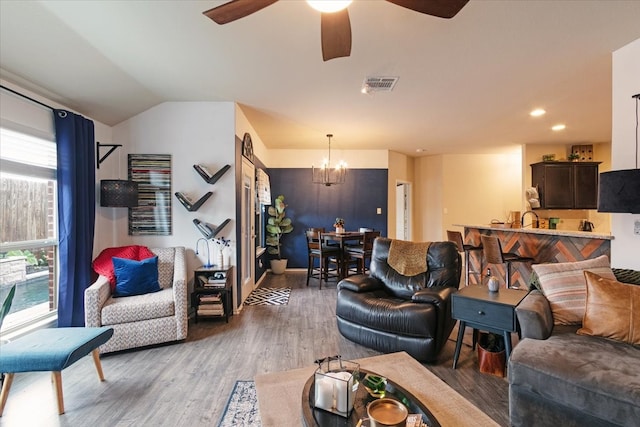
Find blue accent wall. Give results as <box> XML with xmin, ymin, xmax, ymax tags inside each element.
<box><xmin>267</xmin><ymin>168</ymin><xmax>388</xmax><ymax>269</ymax></box>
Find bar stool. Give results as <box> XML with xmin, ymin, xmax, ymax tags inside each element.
<box><xmin>305</xmin><ymin>228</ymin><xmax>341</xmax><ymax>289</ymax></box>
<box><xmin>346</xmin><ymin>230</ymin><xmax>380</xmax><ymax>275</ymax></box>
<box><xmin>480</xmin><ymin>235</ymin><xmax>534</xmax><ymax>289</ymax></box>
<box><xmin>447</xmin><ymin>230</ymin><xmax>483</xmax><ymax>286</ymax></box>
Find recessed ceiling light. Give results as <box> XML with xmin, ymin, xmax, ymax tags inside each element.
<box><xmin>530</xmin><ymin>108</ymin><xmax>546</xmax><ymax>117</ymax></box>
<box><xmin>552</xmin><ymin>124</ymin><xmax>566</xmax><ymax>131</ymax></box>
<box><xmin>416</xmin><ymin>148</ymin><xmax>426</xmax><ymax>152</ymax></box>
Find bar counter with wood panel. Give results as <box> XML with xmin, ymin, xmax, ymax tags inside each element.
<box><xmin>453</xmin><ymin>224</ymin><xmax>613</xmax><ymax>289</ymax></box>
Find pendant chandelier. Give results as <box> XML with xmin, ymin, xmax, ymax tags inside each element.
<box><xmin>597</xmin><ymin>93</ymin><xmax>640</xmax><ymax>213</ymax></box>
<box><xmin>312</xmin><ymin>134</ymin><xmax>347</xmax><ymax>186</ymax></box>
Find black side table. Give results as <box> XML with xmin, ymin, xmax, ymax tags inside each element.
<box><xmin>451</xmin><ymin>285</ymin><xmax>528</xmax><ymax>369</ymax></box>
<box><xmin>192</xmin><ymin>266</ymin><xmax>234</xmax><ymax>323</ymax></box>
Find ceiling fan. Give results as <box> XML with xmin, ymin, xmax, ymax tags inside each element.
<box><xmin>203</xmin><ymin>0</ymin><xmax>469</xmax><ymax>61</ymax></box>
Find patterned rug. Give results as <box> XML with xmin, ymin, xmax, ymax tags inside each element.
<box><xmin>218</xmin><ymin>381</ymin><xmax>261</xmax><ymax>427</ymax></box>
<box><xmin>244</xmin><ymin>287</ymin><xmax>291</xmax><ymax>306</ymax></box>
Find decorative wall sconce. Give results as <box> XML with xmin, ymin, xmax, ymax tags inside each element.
<box><xmin>100</xmin><ymin>179</ymin><xmax>138</xmax><ymax>207</ymax></box>
<box><xmin>96</xmin><ymin>141</ymin><xmax>139</xmax><ymax>207</ymax></box>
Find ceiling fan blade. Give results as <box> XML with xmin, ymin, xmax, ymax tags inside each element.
<box><xmin>321</xmin><ymin>9</ymin><xmax>352</xmax><ymax>62</ymax></box>
<box><xmin>203</xmin><ymin>0</ymin><xmax>278</xmax><ymax>24</ymax></box>
<box><xmin>385</xmin><ymin>0</ymin><xmax>469</xmax><ymax>19</ymax></box>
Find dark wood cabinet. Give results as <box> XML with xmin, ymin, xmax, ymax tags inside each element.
<box><xmin>531</xmin><ymin>161</ymin><xmax>600</xmax><ymax>209</ymax></box>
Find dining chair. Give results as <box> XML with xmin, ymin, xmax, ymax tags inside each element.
<box><xmin>480</xmin><ymin>235</ymin><xmax>534</xmax><ymax>289</ymax></box>
<box><xmin>447</xmin><ymin>230</ymin><xmax>483</xmax><ymax>286</ymax></box>
<box><xmin>305</xmin><ymin>229</ymin><xmax>341</xmax><ymax>289</ymax></box>
<box><xmin>345</xmin><ymin>231</ymin><xmax>380</xmax><ymax>275</ymax></box>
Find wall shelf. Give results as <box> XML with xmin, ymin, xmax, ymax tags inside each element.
<box><xmin>193</xmin><ymin>218</ymin><xmax>231</xmax><ymax>239</ymax></box>
<box><xmin>194</xmin><ymin>164</ymin><xmax>231</xmax><ymax>185</ymax></box>
<box><xmin>175</xmin><ymin>191</ymin><xmax>213</xmax><ymax>211</ymax></box>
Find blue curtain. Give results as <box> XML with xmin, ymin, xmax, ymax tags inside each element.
<box><xmin>54</xmin><ymin>109</ymin><xmax>96</xmax><ymax>327</ymax></box>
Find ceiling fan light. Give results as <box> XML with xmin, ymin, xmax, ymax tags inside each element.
<box><xmin>307</xmin><ymin>0</ymin><xmax>352</xmax><ymax>13</ymax></box>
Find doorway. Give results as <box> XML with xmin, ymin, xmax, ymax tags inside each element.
<box><xmin>396</xmin><ymin>181</ymin><xmax>411</xmax><ymax>240</ymax></box>
<box><xmin>240</xmin><ymin>158</ymin><xmax>255</xmax><ymax>305</ymax></box>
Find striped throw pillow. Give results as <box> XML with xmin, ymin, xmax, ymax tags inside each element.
<box><xmin>532</xmin><ymin>255</ymin><xmax>615</xmax><ymax>325</ymax></box>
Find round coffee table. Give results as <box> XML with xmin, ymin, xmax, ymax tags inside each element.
<box><xmin>301</xmin><ymin>368</ymin><xmax>441</xmax><ymax>426</ymax></box>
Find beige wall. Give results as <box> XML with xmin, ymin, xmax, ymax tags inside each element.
<box><xmin>411</xmin><ymin>149</ymin><xmax>522</xmax><ymax>243</ymax></box>
<box><xmin>414</xmin><ymin>155</ymin><xmax>443</xmax><ymax>241</ymax></box>
<box><xmin>442</xmin><ymin>151</ymin><xmax>522</xmax><ymax>238</ymax></box>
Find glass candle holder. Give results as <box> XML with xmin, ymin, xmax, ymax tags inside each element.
<box><xmin>313</xmin><ymin>355</ymin><xmax>359</xmax><ymax>417</ymax></box>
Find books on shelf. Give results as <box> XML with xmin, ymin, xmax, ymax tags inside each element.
<box><xmin>198</xmin><ymin>292</ymin><xmax>224</xmax><ymax>316</ymax></box>
<box><xmin>198</xmin><ymin>276</ymin><xmax>226</xmax><ymax>287</ymax></box>
<box><xmin>199</xmin><ymin>295</ymin><xmax>221</xmax><ymax>303</ymax></box>
<box><xmin>197</xmin><ymin>307</ymin><xmax>224</xmax><ymax>316</ymax></box>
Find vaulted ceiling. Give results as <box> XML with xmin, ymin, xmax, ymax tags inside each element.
<box><xmin>1</xmin><ymin>1</ymin><xmax>639</xmax><ymax>156</ymax></box>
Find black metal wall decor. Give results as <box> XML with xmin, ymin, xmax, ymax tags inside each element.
<box><xmin>128</xmin><ymin>154</ymin><xmax>172</xmax><ymax>235</ymax></box>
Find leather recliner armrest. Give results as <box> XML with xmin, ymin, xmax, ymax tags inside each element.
<box><xmin>337</xmin><ymin>275</ymin><xmax>384</xmax><ymax>293</ymax></box>
<box><xmin>412</xmin><ymin>286</ymin><xmax>455</xmax><ymax>305</ymax></box>
<box><xmin>515</xmin><ymin>290</ymin><xmax>554</xmax><ymax>340</ymax></box>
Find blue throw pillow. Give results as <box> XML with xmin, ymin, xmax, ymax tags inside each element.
<box><xmin>112</xmin><ymin>256</ymin><xmax>161</xmax><ymax>297</ymax></box>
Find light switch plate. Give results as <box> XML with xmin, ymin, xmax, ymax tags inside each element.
<box><xmin>634</xmin><ymin>220</ymin><xmax>640</xmax><ymax>235</ymax></box>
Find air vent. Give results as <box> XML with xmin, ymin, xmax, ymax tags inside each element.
<box><xmin>361</xmin><ymin>76</ymin><xmax>399</xmax><ymax>93</ymax></box>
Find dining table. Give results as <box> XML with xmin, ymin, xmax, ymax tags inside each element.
<box><xmin>321</xmin><ymin>231</ymin><xmax>364</xmax><ymax>279</ymax></box>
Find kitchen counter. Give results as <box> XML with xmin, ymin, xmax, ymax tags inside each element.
<box><xmin>453</xmin><ymin>224</ymin><xmax>612</xmax><ymax>289</ymax></box>
<box><xmin>454</xmin><ymin>224</ymin><xmax>613</xmax><ymax>240</ymax></box>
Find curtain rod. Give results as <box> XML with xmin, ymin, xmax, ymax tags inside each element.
<box><xmin>0</xmin><ymin>84</ymin><xmax>55</xmax><ymax>111</ymax></box>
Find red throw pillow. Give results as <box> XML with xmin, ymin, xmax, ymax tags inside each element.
<box><xmin>92</xmin><ymin>245</ymin><xmax>156</xmax><ymax>290</ymax></box>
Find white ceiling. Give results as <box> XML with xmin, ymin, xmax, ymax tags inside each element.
<box><xmin>1</xmin><ymin>1</ymin><xmax>639</xmax><ymax>156</ymax></box>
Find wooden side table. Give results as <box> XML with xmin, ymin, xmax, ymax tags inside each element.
<box><xmin>451</xmin><ymin>285</ymin><xmax>528</xmax><ymax>369</ymax></box>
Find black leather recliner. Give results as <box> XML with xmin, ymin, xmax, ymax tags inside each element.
<box><xmin>336</xmin><ymin>238</ymin><xmax>461</xmax><ymax>363</ymax></box>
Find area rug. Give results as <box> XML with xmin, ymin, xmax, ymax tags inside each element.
<box><xmin>243</xmin><ymin>287</ymin><xmax>291</xmax><ymax>306</ymax></box>
<box><xmin>218</xmin><ymin>380</ymin><xmax>262</xmax><ymax>427</ymax></box>
<box><xmin>255</xmin><ymin>352</ymin><xmax>500</xmax><ymax>427</ymax></box>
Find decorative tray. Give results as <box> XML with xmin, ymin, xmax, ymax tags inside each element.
<box><xmin>301</xmin><ymin>368</ymin><xmax>440</xmax><ymax>427</ymax></box>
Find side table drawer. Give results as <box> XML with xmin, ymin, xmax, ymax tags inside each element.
<box><xmin>452</xmin><ymin>296</ymin><xmax>516</xmax><ymax>331</ymax></box>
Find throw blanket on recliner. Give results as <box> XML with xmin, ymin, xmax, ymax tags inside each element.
<box><xmin>388</xmin><ymin>239</ymin><xmax>431</xmax><ymax>276</ymax></box>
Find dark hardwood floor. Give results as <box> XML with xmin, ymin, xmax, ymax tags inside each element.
<box><xmin>0</xmin><ymin>272</ymin><xmax>508</xmax><ymax>426</ymax></box>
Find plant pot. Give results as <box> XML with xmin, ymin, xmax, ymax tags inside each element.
<box><xmin>477</xmin><ymin>333</ymin><xmax>506</xmax><ymax>377</ymax></box>
<box><xmin>270</xmin><ymin>259</ymin><xmax>288</xmax><ymax>275</ymax></box>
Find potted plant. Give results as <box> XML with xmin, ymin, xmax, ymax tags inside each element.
<box><xmin>333</xmin><ymin>217</ymin><xmax>345</xmax><ymax>233</ymax></box>
<box><xmin>266</xmin><ymin>194</ymin><xmax>294</xmax><ymax>274</ymax></box>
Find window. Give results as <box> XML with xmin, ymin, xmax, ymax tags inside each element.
<box><xmin>0</xmin><ymin>127</ymin><xmax>58</xmax><ymax>333</ymax></box>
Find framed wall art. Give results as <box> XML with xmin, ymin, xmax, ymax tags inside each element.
<box><xmin>128</xmin><ymin>154</ymin><xmax>172</xmax><ymax>235</ymax></box>
<box><xmin>242</xmin><ymin>132</ymin><xmax>254</xmax><ymax>163</ymax></box>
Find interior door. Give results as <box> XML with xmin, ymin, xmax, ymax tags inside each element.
<box><xmin>396</xmin><ymin>182</ymin><xmax>411</xmax><ymax>240</ymax></box>
<box><xmin>241</xmin><ymin>158</ymin><xmax>256</xmax><ymax>304</ymax></box>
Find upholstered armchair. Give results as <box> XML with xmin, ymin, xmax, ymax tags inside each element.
<box><xmin>85</xmin><ymin>247</ymin><xmax>187</xmax><ymax>353</ymax></box>
<box><xmin>336</xmin><ymin>238</ymin><xmax>461</xmax><ymax>363</ymax></box>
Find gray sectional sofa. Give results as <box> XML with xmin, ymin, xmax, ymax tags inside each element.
<box><xmin>509</xmin><ymin>282</ymin><xmax>640</xmax><ymax>426</ymax></box>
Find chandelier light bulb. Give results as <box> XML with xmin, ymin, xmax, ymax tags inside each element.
<box><xmin>312</xmin><ymin>133</ymin><xmax>347</xmax><ymax>186</ymax></box>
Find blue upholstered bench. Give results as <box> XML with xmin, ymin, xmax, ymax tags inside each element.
<box><xmin>0</xmin><ymin>326</ymin><xmax>113</xmax><ymax>415</ymax></box>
